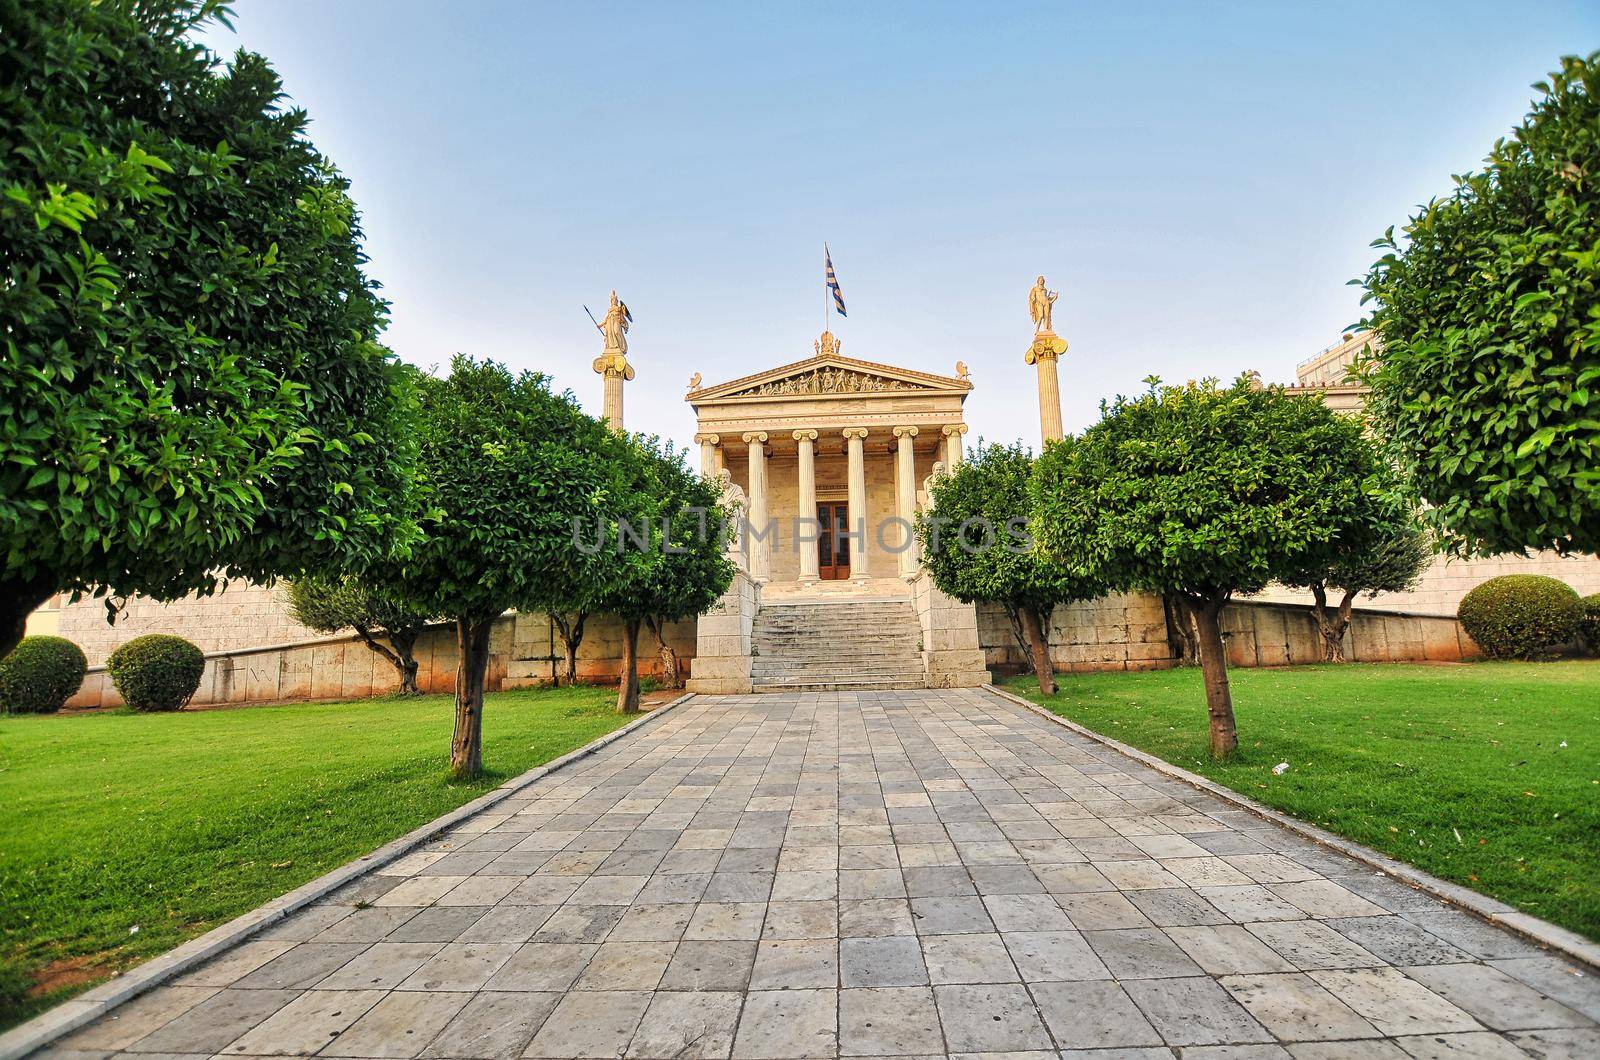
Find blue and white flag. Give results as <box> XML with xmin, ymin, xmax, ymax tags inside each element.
<box><xmin>825</xmin><ymin>244</ymin><xmax>847</xmax><ymax>317</ymax></box>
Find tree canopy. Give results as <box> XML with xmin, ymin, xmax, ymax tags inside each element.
<box><xmin>592</xmin><ymin>436</ymin><xmax>734</xmax><ymax>713</ymax></box>
<box><xmin>918</xmin><ymin>442</ymin><xmax>1100</xmax><ymax>693</ymax></box>
<box><xmin>1031</xmin><ymin>377</ymin><xmax>1374</xmax><ymax>756</ymax></box>
<box><xmin>386</xmin><ymin>357</ymin><xmax>625</xmax><ymax>777</ymax></box>
<box><xmin>1360</xmin><ymin>52</ymin><xmax>1600</xmax><ymax>556</ymax></box>
<box><xmin>1279</xmin><ymin>455</ymin><xmax>1433</xmax><ymax>662</ymax></box>
<box><xmin>0</xmin><ymin>0</ymin><xmax>419</xmax><ymax>656</ymax></box>
<box><xmin>285</xmin><ymin>574</ymin><xmax>435</xmax><ymax>694</ymax></box>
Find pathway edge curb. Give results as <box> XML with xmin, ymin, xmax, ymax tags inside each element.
<box><xmin>982</xmin><ymin>682</ymin><xmax>1600</xmax><ymax>973</ymax></box>
<box><xmin>0</xmin><ymin>692</ymin><xmax>698</xmax><ymax>1060</ymax></box>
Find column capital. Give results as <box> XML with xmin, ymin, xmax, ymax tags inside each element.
<box><xmin>841</xmin><ymin>427</ymin><xmax>870</xmax><ymax>441</ymax></box>
<box><xmin>941</xmin><ymin>424</ymin><xmax>968</xmax><ymax>438</ymax></box>
<box><xmin>694</xmin><ymin>432</ymin><xmax>719</xmax><ymax>445</ymax></box>
<box><xmin>792</xmin><ymin>429</ymin><xmax>818</xmax><ymax>443</ymax></box>
<box><xmin>892</xmin><ymin>425</ymin><xmax>919</xmax><ymax>439</ymax></box>
<box><xmin>741</xmin><ymin>431</ymin><xmax>768</xmax><ymax>445</ymax></box>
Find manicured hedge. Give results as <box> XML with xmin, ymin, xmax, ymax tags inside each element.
<box><xmin>0</xmin><ymin>636</ymin><xmax>87</xmax><ymax>714</ymax></box>
<box><xmin>1582</xmin><ymin>593</ymin><xmax>1600</xmax><ymax>655</ymax></box>
<box><xmin>107</xmin><ymin>635</ymin><xmax>205</xmax><ymax>712</ymax></box>
<box><xmin>1457</xmin><ymin>575</ymin><xmax>1582</xmax><ymax>659</ymax></box>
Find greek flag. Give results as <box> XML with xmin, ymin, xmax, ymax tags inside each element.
<box><xmin>825</xmin><ymin>244</ymin><xmax>847</xmax><ymax>317</ymax></box>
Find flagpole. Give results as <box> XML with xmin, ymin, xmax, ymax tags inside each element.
<box><xmin>824</xmin><ymin>244</ymin><xmax>830</xmax><ymax>336</ymax></box>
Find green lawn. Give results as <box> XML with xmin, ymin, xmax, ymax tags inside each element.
<box><xmin>0</xmin><ymin>685</ymin><xmax>633</xmax><ymax>1030</ymax></box>
<box><xmin>1005</xmin><ymin>660</ymin><xmax>1600</xmax><ymax>942</ymax></box>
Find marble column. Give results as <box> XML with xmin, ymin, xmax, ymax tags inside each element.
<box><xmin>1028</xmin><ymin>342</ymin><xmax>1065</xmax><ymax>444</ymax></box>
<box><xmin>592</xmin><ymin>350</ymin><xmax>633</xmax><ymax>432</ymax></box>
<box><xmin>843</xmin><ymin>428</ymin><xmax>870</xmax><ymax>582</ymax></box>
<box><xmin>695</xmin><ymin>433</ymin><xmax>719</xmax><ymax>477</ymax></box>
<box><xmin>941</xmin><ymin>424</ymin><xmax>968</xmax><ymax>471</ymax></box>
<box><xmin>743</xmin><ymin>432</ymin><xmax>769</xmax><ymax>583</ymax></box>
<box><xmin>793</xmin><ymin>430</ymin><xmax>819</xmax><ymax>585</ymax></box>
<box><xmin>893</xmin><ymin>425</ymin><xmax>919</xmax><ymax>577</ymax></box>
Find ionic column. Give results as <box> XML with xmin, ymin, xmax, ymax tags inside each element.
<box><xmin>843</xmin><ymin>428</ymin><xmax>869</xmax><ymax>582</ymax></box>
<box><xmin>742</xmin><ymin>432</ymin><xmax>770</xmax><ymax>582</ymax></box>
<box><xmin>794</xmin><ymin>430</ymin><xmax>819</xmax><ymax>585</ymax></box>
<box><xmin>941</xmin><ymin>424</ymin><xmax>968</xmax><ymax>471</ymax></box>
<box><xmin>893</xmin><ymin>425</ymin><xmax>919</xmax><ymax>577</ymax></box>
<box><xmin>695</xmin><ymin>433</ymin><xmax>719</xmax><ymax>477</ymax></box>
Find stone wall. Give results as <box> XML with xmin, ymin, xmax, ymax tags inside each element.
<box><xmin>976</xmin><ymin>593</ymin><xmax>1481</xmax><ymax>676</ymax></box>
<box><xmin>907</xmin><ymin>571</ymin><xmax>990</xmax><ymax>687</ymax></box>
<box><xmin>64</xmin><ymin>610</ymin><xmax>696</xmax><ymax>710</ymax></box>
<box><xmin>1249</xmin><ymin>550</ymin><xmax>1600</xmax><ymax>617</ymax></box>
<box><xmin>977</xmin><ymin>592</ymin><xmax>1175</xmax><ymax>674</ymax></box>
<box><xmin>685</xmin><ymin>570</ymin><xmax>758</xmax><ymax>695</ymax></box>
<box><xmin>57</xmin><ymin>582</ymin><xmax>320</xmax><ymax>665</ymax></box>
<box><xmin>1219</xmin><ymin>600</ymin><xmax>1478</xmax><ymax>666</ymax></box>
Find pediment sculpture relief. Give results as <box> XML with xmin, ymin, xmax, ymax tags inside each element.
<box><xmin>734</xmin><ymin>367</ymin><xmax>926</xmax><ymax>398</ymax></box>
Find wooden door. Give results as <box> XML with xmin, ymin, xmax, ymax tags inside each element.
<box><xmin>817</xmin><ymin>502</ymin><xmax>851</xmax><ymax>580</ymax></box>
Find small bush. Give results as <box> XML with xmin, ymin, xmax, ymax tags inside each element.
<box><xmin>107</xmin><ymin>635</ymin><xmax>205</xmax><ymax>712</ymax></box>
<box><xmin>0</xmin><ymin>636</ymin><xmax>88</xmax><ymax>714</ymax></box>
<box><xmin>1582</xmin><ymin>593</ymin><xmax>1600</xmax><ymax>654</ymax></box>
<box><xmin>1457</xmin><ymin>575</ymin><xmax>1583</xmax><ymax>659</ymax></box>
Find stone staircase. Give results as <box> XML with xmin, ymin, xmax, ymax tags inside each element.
<box><xmin>750</xmin><ymin>598</ymin><xmax>927</xmax><ymax>692</ymax></box>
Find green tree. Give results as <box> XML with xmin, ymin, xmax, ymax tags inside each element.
<box><xmin>1360</xmin><ymin>53</ymin><xmax>1600</xmax><ymax>556</ymax></box>
<box><xmin>0</xmin><ymin>0</ymin><xmax>419</xmax><ymax>657</ymax></box>
<box><xmin>1279</xmin><ymin>495</ymin><xmax>1433</xmax><ymax>662</ymax></box>
<box><xmin>1031</xmin><ymin>377</ymin><xmax>1373</xmax><ymax>757</ymax></box>
<box><xmin>285</xmin><ymin>574</ymin><xmax>435</xmax><ymax>695</ymax></box>
<box><xmin>387</xmin><ymin>358</ymin><xmax>622</xmax><ymax>779</ymax></box>
<box><xmin>593</xmin><ymin>438</ymin><xmax>734</xmax><ymax>714</ymax></box>
<box><xmin>918</xmin><ymin>442</ymin><xmax>1100</xmax><ymax>694</ymax></box>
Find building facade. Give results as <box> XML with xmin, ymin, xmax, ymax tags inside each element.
<box><xmin>682</xmin><ymin>330</ymin><xmax>991</xmax><ymax>694</ymax></box>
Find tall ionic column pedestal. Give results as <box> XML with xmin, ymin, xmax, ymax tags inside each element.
<box><xmin>1026</xmin><ymin>331</ymin><xmax>1068</xmax><ymax>444</ymax></box>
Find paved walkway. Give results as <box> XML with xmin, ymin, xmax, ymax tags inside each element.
<box><xmin>50</xmin><ymin>689</ymin><xmax>1599</xmax><ymax>1059</ymax></box>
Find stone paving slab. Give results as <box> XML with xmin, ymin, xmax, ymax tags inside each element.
<box><xmin>41</xmin><ymin>689</ymin><xmax>1600</xmax><ymax>1059</ymax></box>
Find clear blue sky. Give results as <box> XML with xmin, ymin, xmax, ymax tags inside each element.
<box><xmin>205</xmin><ymin>1</ymin><xmax>1597</xmax><ymax>450</ymax></box>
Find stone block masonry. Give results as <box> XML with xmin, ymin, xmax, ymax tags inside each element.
<box><xmin>64</xmin><ymin>611</ymin><xmax>696</xmax><ymax>710</ymax></box>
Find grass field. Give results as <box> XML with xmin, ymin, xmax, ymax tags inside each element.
<box><xmin>1005</xmin><ymin>660</ymin><xmax>1600</xmax><ymax>943</ymax></box>
<box><xmin>0</xmin><ymin>684</ymin><xmax>635</xmax><ymax>1030</ymax></box>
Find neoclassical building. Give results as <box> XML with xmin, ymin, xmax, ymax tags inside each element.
<box><xmin>688</xmin><ymin>330</ymin><xmax>970</xmax><ymax>589</ymax></box>
<box><xmin>682</xmin><ymin>330</ymin><xmax>992</xmax><ymax>693</ymax></box>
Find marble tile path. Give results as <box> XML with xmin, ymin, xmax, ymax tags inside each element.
<box><xmin>47</xmin><ymin>689</ymin><xmax>1600</xmax><ymax>1059</ymax></box>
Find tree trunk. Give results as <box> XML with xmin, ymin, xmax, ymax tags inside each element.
<box><xmin>0</xmin><ymin>577</ymin><xmax>56</xmax><ymax>660</ymax></box>
<box><xmin>1017</xmin><ymin>605</ymin><xmax>1057</xmax><ymax>696</ymax></box>
<box><xmin>355</xmin><ymin>624</ymin><xmax>421</xmax><ymax>695</ymax></box>
<box><xmin>392</xmin><ymin>629</ymin><xmax>421</xmax><ymax>695</ymax></box>
<box><xmin>1163</xmin><ymin>592</ymin><xmax>1200</xmax><ymax>665</ymax></box>
<box><xmin>549</xmin><ymin>612</ymin><xmax>587</xmax><ymax>686</ymax></box>
<box><xmin>646</xmin><ymin>615</ymin><xmax>682</xmax><ymax>689</ymax></box>
<box><xmin>1002</xmin><ymin>604</ymin><xmax>1035</xmax><ymax>675</ymax></box>
<box><xmin>1334</xmin><ymin>590</ymin><xmax>1355</xmax><ymax>663</ymax></box>
<box><xmin>1308</xmin><ymin>584</ymin><xmax>1356</xmax><ymax>663</ymax></box>
<box><xmin>1189</xmin><ymin>597</ymin><xmax>1238</xmax><ymax>759</ymax></box>
<box><xmin>450</xmin><ymin>616</ymin><xmax>493</xmax><ymax>780</ymax></box>
<box><xmin>618</xmin><ymin>617</ymin><xmax>642</xmax><ymax>714</ymax></box>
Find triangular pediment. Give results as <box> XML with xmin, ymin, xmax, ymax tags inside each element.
<box><xmin>690</xmin><ymin>353</ymin><xmax>971</xmax><ymax>403</ymax></box>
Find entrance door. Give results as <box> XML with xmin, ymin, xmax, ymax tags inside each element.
<box><xmin>817</xmin><ymin>503</ymin><xmax>851</xmax><ymax>580</ymax></box>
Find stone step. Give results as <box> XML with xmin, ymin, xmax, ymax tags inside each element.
<box><xmin>750</xmin><ymin>597</ymin><xmax>924</xmax><ymax>691</ymax></box>
<box><xmin>752</xmin><ymin>675</ymin><xmax>928</xmax><ymax>692</ymax></box>
<box><xmin>752</xmin><ymin>664</ymin><xmax>926</xmax><ymax>678</ymax></box>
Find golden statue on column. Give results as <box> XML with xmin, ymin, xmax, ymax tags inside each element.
<box><xmin>1025</xmin><ymin>275</ymin><xmax>1068</xmax><ymax>443</ymax></box>
<box><xmin>592</xmin><ymin>290</ymin><xmax>634</xmax><ymax>429</ymax></box>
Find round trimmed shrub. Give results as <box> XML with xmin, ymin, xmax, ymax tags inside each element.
<box><xmin>107</xmin><ymin>635</ymin><xmax>205</xmax><ymax>712</ymax></box>
<box><xmin>0</xmin><ymin>636</ymin><xmax>88</xmax><ymax>714</ymax></box>
<box><xmin>1582</xmin><ymin>593</ymin><xmax>1600</xmax><ymax>654</ymax></box>
<box><xmin>1457</xmin><ymin>575</ymin><xmax>1582</xmax><ymax>659</ymax></box>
